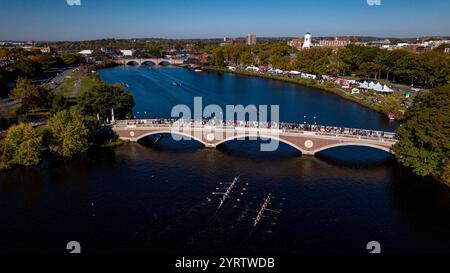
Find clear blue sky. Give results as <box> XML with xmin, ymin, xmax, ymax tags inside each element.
<box><xmin>1</xmin><ymin>0</ymin><xmax>449</xmax><ymax>41</ymax></box>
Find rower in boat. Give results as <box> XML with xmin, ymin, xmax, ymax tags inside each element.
<box><xmin>154</xmin><ymin>134</ymin><xmax>163</xmax><ymax>144</ymax></box>
<box><xmin>253</xmin><ymin>193</ymin><xmax>274</xmax><ymax>227</ymax></box>
<box><xmin>212</xmin><ymin>176</ymin><xmax>240</xmax><ymax>209</ymax></box>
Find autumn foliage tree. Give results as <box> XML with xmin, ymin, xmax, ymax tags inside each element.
<box><xmin>392</xmin><ymin>85</ymin><xmax>450</xmax><ymax>185</ymax></box>
<box><xmin>11</xmin><ymin>77</ymin><xmax>52</xmax><ymax>112</ymax></box>
<box><xmin>0</xmin><ymin>123</ymin><xmax>43</xmax><ymax>170</ymax></box>
<box><xmin>46</xmin><ymin>109</ymin><xmax>94</xmax><ymax>158</ymax></box>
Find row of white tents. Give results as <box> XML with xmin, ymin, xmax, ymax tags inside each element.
<box><xmin>287</xmin><ymin>71</ymin><xmax>317</xmax><ymax>79</ymax></box>
<box><xmin>240</xmin><ymin>66</ymin><xmax>317</xmax><ymax>80</ymax></box>
<box><xmin>358</xmin><ymin>81</ymin><xmax>394</xmax><ymax>93</ymax></box>
<box><xmin>230</xmin><ymin>65</ymin><xmax>394</xmax><ymax>94</ymax></box>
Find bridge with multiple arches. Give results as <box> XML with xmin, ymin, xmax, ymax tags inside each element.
<box><xmin>115</xmin><ymin>58</ymin><xmax>185</xmax><ymax>66</ymax></box>
<box><xmin>111</xmin><ymin>119</ymin><xmax>397</xmax><ymax>156</ymax></box>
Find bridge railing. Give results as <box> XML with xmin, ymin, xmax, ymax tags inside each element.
<box><xmin>112</xmin><ymin>119</ymin><xmax>397</xmax><ymax>142</ymax></box>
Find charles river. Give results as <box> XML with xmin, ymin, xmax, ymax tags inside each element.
<box><xmin>1</xmin><ymin>66</ymin><xmax>449</xmax><ymax>254</ymax></box>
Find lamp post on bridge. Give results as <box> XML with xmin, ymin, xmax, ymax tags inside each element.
<box><xmin>111</xmin><ymin>108</ymin><xmax>115</xmax><ymax>124</ymax></box>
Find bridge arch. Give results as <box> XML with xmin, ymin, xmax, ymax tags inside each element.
<box><xmin>141</xmin><ymin>60</ymin><xmax>156</xmax><ymax>66</ymax></box>
<box><xmin>214</xmin><ymin>134</ymin><xmax>308</xmax><ymax>154</ymax></box>
<box><xmin>126</xmin><ymin>60</ymin><xmax>139</xmax><ymax>66</ymax></box>
<box><xmin>158</xmin><ymin>60</ymin><xmax>171</xmax><ymax>66</ymax></box>
<box><xmin>313</xmin><ymin>142</ymin><xmax>393</xmax><ymax>154</ymax></box>
<box><xmin>135</xmin><ymin>130</ymin><xmax>209</xmax><ymax>147</ymax></box>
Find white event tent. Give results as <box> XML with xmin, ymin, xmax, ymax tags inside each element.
<box><xmin>372</xmin><ymin>82</ymin><xmax>384</xmax><ymax>91</ymax></box>
<box><xmin>359</xmin><ymin>81</ymin><xmax>369</xmax><ymax>89</ymax></box>
<box><xmin>274</xmin><ymin>69</ymin><xmax>283</xmax><ymax>74</ymax></box>
<box><xmin>375</xmin><ymin>84</ymin><xmax>394</xmax><ymax>93</ymax></box>
<box><xmin>245</xmin><ymin>66</ymin><xmax>259</xmax><ymax>72</ymax></box>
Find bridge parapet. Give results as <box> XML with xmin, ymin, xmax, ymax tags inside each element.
<box><xmin>115</xmin><ymin>58</ymin><xmax>185</xmax><ymax>66</ymax></box>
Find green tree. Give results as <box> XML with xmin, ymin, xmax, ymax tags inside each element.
<box><xmin>10</xmin><ymin>77</ymin><xmax>52</xmax><ymax>112</ymax></box>
<box><xmin>269</xmin><ymin>55</ymin><xmax>291</xmax><ymax>70</ymax></box>
<box><xmin>381</xmin><ymin>50</ymin><xmax>398</xmax><ymax>81</ymax></box>
<box><xmin>60</xmin><ymin>53</ymin><xmax>80</xmax><ymax>66</ymax></box>
<box><xmin>77</xmin><ymin>80</ymin><xmax>134</xmax><ymax>119</ymax></box>
<box><xmin>374</xmin><ymin>50</ymin><xmax>390</xmax><ymax>80</ymax></box>
<box><xmin>293</xmin><ymin>48</ymin><xmax>332</xmax><ymax>74</ymax></box>
<box><xmin>358</xmin><ymin>62</ymin><xmax>381</xmax><ymax>79</ymax></box>
<box><xmin>46</xmin><ymin>109</ymin><xmax>93</xmax><ymax>158</ymax></box>
<box><xmin>201</xmin><ymin>44</ymin><xmax>215</xmax><ymax>54</ymax></box>
<box><xmin>7</xmin><ymin>59</ymin><xmax>41</xmax><ymax>77</ymax></box>
<box><xmin>240</xmin><ymin>51</ymin><xmax>253</xmax><ymax>66</ymax></box>
<box><xmin>29</xmin><ymin>53</ymin><xmax>58</xmax><ymax>70</ymax></box>
<box><xmin>336</xmin><ymin>47</ymin><xmax>353</xmax><ymax>74</ymax></box>
<box><xmin>0</xmin><ymin>123</ymin><xmax>43</xmax><ymax>170</ymax></box>
<box><xmin>381</xmin><ymin>96</ymin><xmax>401</xmax><ymax>115</ymax></box>
<box><xmin>393</xmin><ymin>50</ymin><xmax>420</xmax><ymax>85</ymax></box>
<box><xmin>143</xmin><ymin>46</ymin><xmax>163</xmax><ymax>58</ymax></box>
<box><xmin>392</xmin><ymin>85</ymin><xmax>450</xmax><ymax>185</ymax></box>
<box><xmin>51</xmin><ymin>93</ymin><xmax>68</xmax><ymax>114</ymax></box>
<box><xmin>213</xmin><ymin>48</ymin><xmax>225</xmax><ymax>67</ymax></box>
<box><xmin>418</xmin><ymin>51</ymin><xmax>450</xmax><ymax>87</ymax></box>
<box><xmin>328</xmin><ymin>52</ymin><xmax>349</xmax><ymax>76</ymax></box>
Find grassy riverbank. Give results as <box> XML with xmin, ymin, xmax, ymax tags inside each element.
<box><xmin>205</xmin><ymin>67</ymin><xmax>401</xmax><ymax>119</ymax></box>
<box><xmin>54</xmin><ymin>70</ymin><xmax>81</xmax><ymax>97</ymax></box>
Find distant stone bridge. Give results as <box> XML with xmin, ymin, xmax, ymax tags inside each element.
<box><xmin>115</xmin><ymin>58</ymin><xmax>185</xmax><ymax>66</ymax></box>
<box><xmin>111</xmin><ymin>119</ymin><xmax>397</xmax><ymax>156</ymax></box>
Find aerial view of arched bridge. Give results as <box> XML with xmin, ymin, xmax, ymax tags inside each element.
<box><xmin>115</xmin><ymin>58</ymin><xmax>185</xmax><ymax>66</ymax></box>
<box><xmin>111</xmin><ymin>119</ymin><xmax>397</xmax><ymax>156</ymax></box>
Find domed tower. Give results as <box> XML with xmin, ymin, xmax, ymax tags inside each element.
<box><xmin>303</xmin><ymin>32</ymin><xmax>312</xmax><ymax>49</ymax></box>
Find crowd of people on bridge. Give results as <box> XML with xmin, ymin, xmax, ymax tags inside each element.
<box><xmin>114</xmin><ymin>118</ymin><xmax>396</xmax><ymax>140</ymax></box>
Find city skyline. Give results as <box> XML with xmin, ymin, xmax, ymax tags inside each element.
<box><xmin>0</xmin><ymin>0</ymin><xmax>450</xmax><ymax>41</ymax></box>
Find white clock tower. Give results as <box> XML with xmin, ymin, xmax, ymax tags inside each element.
<box><xmin>303</xmin><ymin>32</ymin><xmax>312</xmax><ymax>49</ymax></box>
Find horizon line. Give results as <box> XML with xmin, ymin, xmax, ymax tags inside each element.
<box><xmin>2</xmin><ymin>34</ymin><xmax>450</xmax><ymax>43</ymax></box>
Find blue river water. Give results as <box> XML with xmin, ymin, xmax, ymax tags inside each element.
<box><xmin>98</xmin><ymin>66</ymin><xmax>398</xmax><ymax>131</ymax></box>
<box><xmin>0</xmin><ymin>66</ymin><xmax>448</xmax><ymax>254</ymax></box>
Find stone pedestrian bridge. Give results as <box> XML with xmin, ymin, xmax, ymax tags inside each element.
<box><xmin>115</xmin><ymin>58</ymin><xmax>185</xmax><ymax>66</ymax></box>
<box><xmin>111</xmin><ymin>119</ymin><xmax>397</xmax><ymax>156</ymax></box>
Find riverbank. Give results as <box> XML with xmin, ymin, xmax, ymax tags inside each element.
<box><xmin>0</xmin><ymin>69</ymin><xmax>134</xmax><ymax>172</ymax></box>
<box><xmin>204</xmin><ymin>67</ymin><xmax>401</xmax><ymax>120</ymax></box>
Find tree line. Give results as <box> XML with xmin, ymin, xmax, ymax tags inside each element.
<box><xmin>212</xmin><ymin>43</ymin><xmax>450</xmax><ymax>88</ymax></box>
<box><xmin>0</xmin><ymin>47</ymin><xmax>81</xmax><ymax>92</ymax></box>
